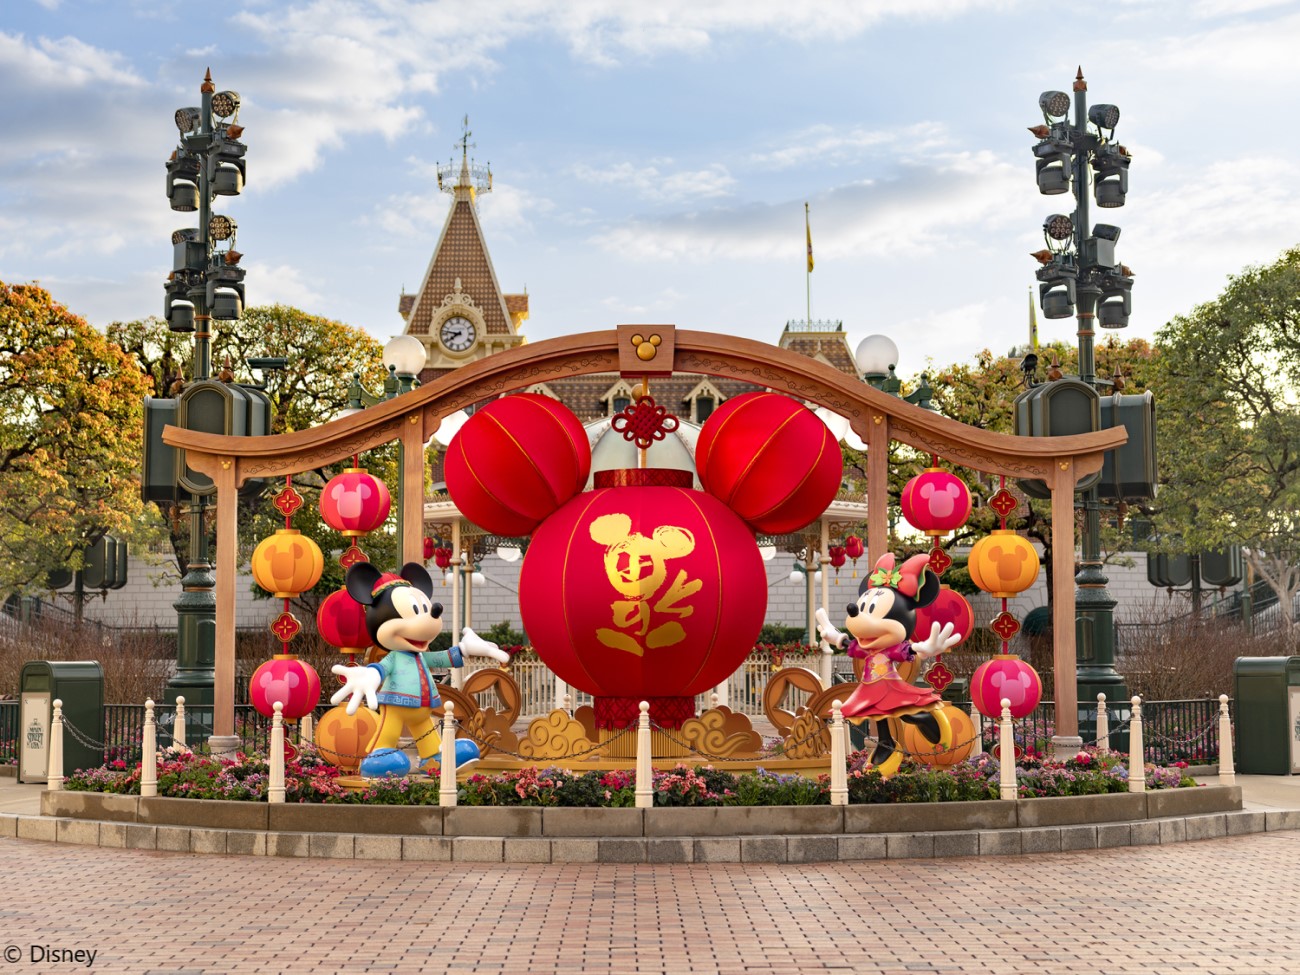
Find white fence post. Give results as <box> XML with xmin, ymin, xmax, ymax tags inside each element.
<box><xmin>970</xmin><ymin>701</ymin><xmax>983</xmax><ymax>758</ymax></box>
<box><xmin>1128</xmin><ymin>696</ymin><xmax>1145</xmax><ymax>793</ymax></box>
<box><xmin>268</xmin><ymin>702</ymin><xmax>285</xmax><ymax>804</ymax></box>
<box><xmin>998</xmin><ymin>698</ymin><xmax>1017</xmax><ymax>801</ymax></box>
<box><xmin>1095</xmin><ymin>693</ymin><xmax>1109</xmax><ymax>752</ymax></box>
<box><xmin>300</xmin><ymin>710</ymin><xmax>314</xmax><ymax>746</ymax></box>
<box><xmin>141</xmin><ymin>699</ymin><xmax>158</xmax><ymax>798</ymax></box>
<box><xmin>47</xmin><ymin>699</ymin><xmax>64</xmax><ymax>792</ymax></box>
<box><xmin>554</xmin><ymin>674</ymin><xmax>568</xmax><ymax>713</ymax></box>
<box><xmin>714</xmin><ymin>679</ymin><xmax>730</xmax><ymax>710</ymax></box>
<box><xmin>173</xmin><ymin>695</ymin><xmax>187</xmax><ymax>751</ymax></box>
<box><xmin>1218</xmin><ymin>694</ymin><xmax>1235</xmax><ymax>786</ymax></box>
<box><xmin>829</xmin><ymin>700</ymin><xmax>848</xmax><ymax>806</ymax></box>
<box><xmin>635</xmin><ymin>702</ymin><xmax>653</xmax><ymax>809</ymax></box>
<box><xmin>439</xmin><ymin>701</ymin><xmax>458</xmax><ymax>807</ymax></box>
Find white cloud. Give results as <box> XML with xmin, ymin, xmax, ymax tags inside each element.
<box><xmin>244</xmin><ymin>262</ymin><xmax>323</xmax><ymax>308</ymax></box>
<box><xmin>573</xmin><ymin>160</ymin><xmax>735</xmax><ymax>202</ymax></box>
<box><xmin>0</xmin><ymin>31</ymin><xmax>145</xmax><ymax>88</ymax></box>
<box><xmin>749</xmin><ymin>122</ymin><xmax>950</xmax><ymax>170</ymax></box>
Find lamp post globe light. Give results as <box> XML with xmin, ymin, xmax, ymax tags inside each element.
<box><xmin>161</xmin><ymin>69</ymin><xmax>250</xmax><ymax>723</ymax></box>
<box><xmin>1028</xmin><ymin>68</ymin><xmax>1134</xmax><ymax>721</ymax></box>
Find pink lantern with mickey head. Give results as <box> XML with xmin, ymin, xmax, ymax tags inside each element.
<box><xmin>249</xmin><ymin>656</ymin><xmax>321</xmax><ymax>720</ymax></box>
<box><xmin>900</xmin><ymin>468</ymin><xmax>972</xmax><ymax>537</ymax></box>
<box><xmin>320</xmin><ymin>468</ymin><xmax>391</xmax><ymax>537</ymax></box>
<box><xmin>970</xmin><ymin>654</ymin><xmax>1042</xmax><ymax>719</ymax></box>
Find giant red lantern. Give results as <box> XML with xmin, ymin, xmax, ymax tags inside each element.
<box><xmin>249</xmin><ymin>656</ymin><xmax>322</xmax><ymax>720</ymax></box>
<box><xmin>900</xmin><ymin>468</ymin><xmax>972</xmax><ymax>537</ymax></box>
<box><xmin>316</xmin><ymin>587</ymin><xmax>370</xmax><ymax>654</ymax></box>
<box><xmin>694</xmin><ymin>392</ymin><xmax>842</xmax><ymax>534</ymax></box>
<box><xmin>970</xmin><ymin>654</ymin><xmax>1043</xmax><ymax>719</ymax></box>
<box><xmin>445</xmin><ymin>393</ymin><xmax>591</xmax><ymax>537</ymax></box>
<box><xmin>320</xmin><ymin>468</ymin><xmax>391</xmax><ymax>537</ymax></box>
<box><xmin>912</xmin><ymin>586</ymin><xmax>975</xmax><ymax>647</ymax></box>
<box><xmin>519</xmin><ymin>469</ymin><xmax>767</xmax><ymax>730</ymax></box>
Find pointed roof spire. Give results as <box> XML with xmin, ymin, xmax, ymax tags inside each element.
<box><xmin>1073</xmin><ymin>66</ymin><xmax>1086</xmax><ymax>92</ymax></box>
<box><xmin>202</xmin><ymin>67</ymin><xmax>215</xmax><ymax>93</ymax></box>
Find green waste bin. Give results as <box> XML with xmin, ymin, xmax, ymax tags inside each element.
<box><xmin>18</xmin><ymin>661</ymin><xmax>104</xmax><ymax>783</ymax></box>
<box><xmin>1233</xmin><ymin>656</ymin><xmax>1300</xmax><ymax>775</ymax></box>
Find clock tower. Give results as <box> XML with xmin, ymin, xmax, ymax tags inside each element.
<box><xmin>398</xmin><ymin>118</ymin><xmax>527</xmax><ymax>382</ymax></box>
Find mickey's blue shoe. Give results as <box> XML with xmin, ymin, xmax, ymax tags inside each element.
<box><xmin>422</xmin><ymin>739</ymin><xmax>481</xmax><ymax>774</ymax></box>
<box><xmin>360</xmin><ymin>748</ymin><xmax>411</xmax><ymax>778</ymax></box>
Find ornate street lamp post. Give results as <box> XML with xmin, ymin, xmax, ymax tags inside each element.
<box><xmin>1029</xmin><ymin>68</ymin><xmax>1135</xmax><ymax>718</ymax></box>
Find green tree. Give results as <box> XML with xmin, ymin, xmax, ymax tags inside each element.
<box><xmin>109</xmin><ymin>307</ymin><xmax>400</xmax><ymax>607</ymax></box>
<box><xmin>0</xmin><ymin>281</ymin><xmax>161</xmax><ymax>594</ymax></box>
<box><xmin>1151</xmin><ymin>247</ymin><xmax>1300</xmax><ymax>638</ymax></box>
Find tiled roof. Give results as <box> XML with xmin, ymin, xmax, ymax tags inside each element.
<box><xmin>398</xmin><ymin>293</ymin><xmax>416</xmax><ymax>319</ymax></box>
<box><xmin>504</xmin><ymin>294</ymin><xmax>529</xmax><ymax>316</ymax></box>
<box><xmin>406</xmin><ymin>198</ymin><xmax>513</xmax><ymax>337</ymax></box>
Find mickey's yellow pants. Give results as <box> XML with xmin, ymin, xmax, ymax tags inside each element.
<box><xmin>366</xmin><ymin>704</ymin><xmax>442</xmax><ymax>764</ymax></box>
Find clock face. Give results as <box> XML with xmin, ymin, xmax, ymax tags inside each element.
<box><xmin>439</xmin><ymin>315</ymin><xmax>477</xmax><ymax>353</ymax></box>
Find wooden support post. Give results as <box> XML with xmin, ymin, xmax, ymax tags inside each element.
<box><xmin>450</xmin><ymin>520</ymin><xmax>463</xmax><ymax>689</ymax></box>
<box><xmin>1095</xmin><ymin>693</ymin><xmax>1109</xmax><ymax>752</ymax></box>
<box><xmin>830</xmin><ymin>700</ymin><xmax>848</xmax><ymax>807</ymax></box>
<box><xmin>213</xmin><ymin>459</ymin><xmax>238</xmax><ymax>742</ymax></box>
<box><xmin>865</xmin><ymin>414</ymin><xmax>889</xmax><ymax>565</ymax></box>
<box><xmin>999</xmin><ymin>699</ymin><xmax>1017</xmax><ymax>801</ymax></box>
<box><xmin>141</xmin><ymin>699</ymin><xmax>157</xmax><ymax>798</ymax></box>
<box><xmin>47</xmin><ymin>699</ymin><xmax>64</xmax><ymax>792</ymax></box>
<box><xmin>401</xmin><ymin>413</ymin><xmax>424</xmax><ymax>565</ymax></box>
<box><xmin>1218</xmin><ymin>694</ymin><xmax>1235</xmax><ymax>786</ymax></box>
<box><xmin>268</xmin><ymin>702</ymin><xmax>285</xmax><ymax>804</ymax></box>
<box><xmin>1128</xmin><ymin>696</ymin><xmax>1145</xmax><ymax>793</ymax></box>
<box><xmin>635</xmin><ymin>702</ymin><xmax>653</xmax><ymax>809</ymax></box>
<box><xmin>439</xmin><ymin>701</ymin><xmax>458</xmax><ymax>807</ymax></box>
<box><xmin>1050</xmin><ymin>464</ymin><xmax>1079</xmax><ymax>742</ymax></box>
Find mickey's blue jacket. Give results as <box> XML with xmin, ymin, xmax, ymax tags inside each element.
<box><xmin>365</xmin><ymin>645</ymin><xmax>464</xmax><ymax>708</ymax></box>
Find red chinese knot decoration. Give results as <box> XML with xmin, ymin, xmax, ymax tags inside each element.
<box><xmin>611</xmin><ymin>395</ymin><xmax>679</xmax><ymax>450</ymax></box>
<box><xmin>445</xmin><ymin>393</ymin><xmax>591</xmax><ymax>537</ymax></box>
<box><xmin>519</xmin><ymin>468</ymin><xmax>767</xmax><ymax>730</ymax></box>
<box><xmin>694</xmin><ymin>392</ymin><xmax>843</xmax><ymax>534</ymax></box>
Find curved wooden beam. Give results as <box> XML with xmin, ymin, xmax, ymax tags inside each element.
<box><xmin>163</xmin><ymin>327</ymin><xmax>1126</xmax><ymax>485</ymax></box>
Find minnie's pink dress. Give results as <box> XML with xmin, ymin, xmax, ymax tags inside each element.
<box><xmin>840</xmin><ymin>641</ymin><xmax>942</xmax><ymax>720</ymax></box>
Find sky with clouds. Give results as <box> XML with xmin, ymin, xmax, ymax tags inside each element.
<box><xmin>3</xmin><ymin>0</ymin><xmax>1299</xmax><ymax>373</ymax></box>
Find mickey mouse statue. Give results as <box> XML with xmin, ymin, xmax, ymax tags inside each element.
<box><xmin>330</xmin><ymin>561</ymin><xmax>509</xmax><ymax>778</ymax></box>
<box><xmin>816</xmin><ymin>553</ymin><xmax>963</xmax><ymax>777</ymax></box>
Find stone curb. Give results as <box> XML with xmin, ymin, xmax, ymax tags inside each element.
<box><xmin>2</xmin><ymin>808</ymin><xmax>1292</xmax><ymax>863</ymax></box>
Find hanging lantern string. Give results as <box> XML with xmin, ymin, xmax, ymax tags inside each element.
<box><xmin>284</xmin><ymin>474</ymin><xmax>293</xmax><ymax>530</ymax></box>
<box><xmin>998</xmin><ymin>474</ymin><xmax>1007</xmax><ymax>530</ymax></box>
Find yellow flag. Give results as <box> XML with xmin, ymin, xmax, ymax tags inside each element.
<box><xmin>805</xmin><ymin>203</ymin><xmax>814</xmax><ymax>273</ymax></box>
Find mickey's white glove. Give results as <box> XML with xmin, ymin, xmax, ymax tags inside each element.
<box><xmin>815</xmin><ymin>608</ymin><xmax>848</xmax><ymax>651</ymax></box>
<box><xmin>912</xmin><ymin>621</ymin><xmax>962</xmax><ymax>659</ymax></box>
<box><xmin>458</xmin><ymin>627</ymin><xmax>510</xmax><ymax>664</ymax></box>
<box><xmin>330</xmin><ymin>664</ymin><xmax>382</xmax><ymax>715</ymax></box>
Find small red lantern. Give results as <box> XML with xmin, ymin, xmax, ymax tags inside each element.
<box><xmin>250</xmin><ymin>656</ymin><xmax>322</xmax><ymax>720</ymax></box>
<box><xmin>900</xmin><ymin>468</ymin><xmax>972</xmax><ymax>537</ymax></box>
<box><xmin>251</xmin><ymin>529</ymin><xmax>324</xmax><ymax>598</ymax></box>
<box><xmin>828</xmin><ymin>545</ymin><xmax>846</xmax><ymax>584</ymax></box>
<box><xmin>434</xmin><ymin>546</ymin><xmax>453</xmax><ymax>570</ymax></box>
<box><xmin>694</xmin><ymin>392</ymin><xmax>842</xmax><ymax>534</ymax></box>
<box><xmin>912</xmin><ymin>586</ymin><xmax>974</xmax><ymax>647</ymax></box>
<box><xmin>316</xmin><ymin>588</ymin><xmax>370</xmax><ymax>654</ymax></box>
<box><xmin>970</xmin><ymin>654</ymin><xmax>1042</xmax><ymax>719</ymax></box>
<box><xmin>320</xmin><ymin>468</ymin><xmax>391</xmax><ymax>537</ymax></box>
<box><xmin>519</xmin><ymin>469</ymin><xmax>766</xmax><ymax>729</ymax></box>
<box><xmin>445</xmin><ymin>393</ymin><xmax>591</xmax><ymax>537</ymax></box>
<box><xmin>423</xmin><ymin>537</ymin><xmax>435</xmax><ymax>561</ymax></box>
<box><xmin>844</xmin><ymin>534</ymin><xmax>864</xmax><ymax>577</ymax></box>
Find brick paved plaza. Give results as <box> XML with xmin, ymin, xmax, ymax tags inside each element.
<box><xmin>2</xmin><ymin>830</ymin><xmax>1298</xmax><ymax>974</ymax></box>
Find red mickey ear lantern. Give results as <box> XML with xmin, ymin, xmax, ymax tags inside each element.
<box><xmin>316</xmin><ymin>587</ymin><xmax>370</xmax><ymax>656</ymax></box>
<box><xmin>320</xmin><ymin>468</ymin><xmax>391</xmax><ymax>537</ymax></box>
<box><xmin>445</xmin><ymin>393</ymin><xmax>591</xmax><ymax>536</ymax></box>
<box><xmin>912</xmin><ymin>586</ymin><xmax>974</xmax><ymax>648</ymax></box>
<box><xmin>844</xmin><ymin>534</ymin><xmax>864</xmax><ymax>577</ymax></box>
<box><xmin>901</xmin><ymin>468</ymin><xmax>971</xmax><ymax>537</ymax></box>
<box><xmin>694</xmin><ymin>392</ymin><xmax>843</xmax><ymax>534</ymax></box>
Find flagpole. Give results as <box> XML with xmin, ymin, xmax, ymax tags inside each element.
<box><xmin>805</xmin><ymin>202</ymin><xmax>812</xmax><ymax>323</ymax></box>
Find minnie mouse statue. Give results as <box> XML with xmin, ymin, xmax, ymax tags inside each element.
<box><xmin>816</xmin><ymin>553</ymin><xmax>963</xmax><ymax>776</ymax></box>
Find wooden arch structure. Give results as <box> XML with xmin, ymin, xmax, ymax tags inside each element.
<box><xmin>166</xmin><ymin>325</ymin><xmax>1126</xmax><ymax>742</ymax></box>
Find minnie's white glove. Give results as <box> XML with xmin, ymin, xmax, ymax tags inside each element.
<box><xmin>912</xmin><ymin>621</ymin><xmax>962</xmax><ymax>658</ymax></box>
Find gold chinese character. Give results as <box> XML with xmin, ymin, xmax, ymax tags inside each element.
<box><xmin>589</xmin><ymin>513</ymin><xmax>702</xmax><ymax>656</ymax></box>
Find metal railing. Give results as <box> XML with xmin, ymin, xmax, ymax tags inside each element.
<box><xmin>0</xmin><ymin>699</ymin><xmax>17</xmax><ymax>765</ymax></box>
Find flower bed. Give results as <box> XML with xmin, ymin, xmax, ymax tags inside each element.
<box><xmin>62</xmin><ymin>745</ymin><xmax>1197</xmax><ymax>806</ymax></box>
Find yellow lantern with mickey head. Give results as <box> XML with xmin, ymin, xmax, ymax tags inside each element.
<box><xmin>967</xmin><ymin>530</ymin><xmax>1039</xmax><ymax>598</ymax></box>
<box><xmin>251</xmin><ymin>529</ymin><xmax>324</xmax><ymax>598</ymax></box>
